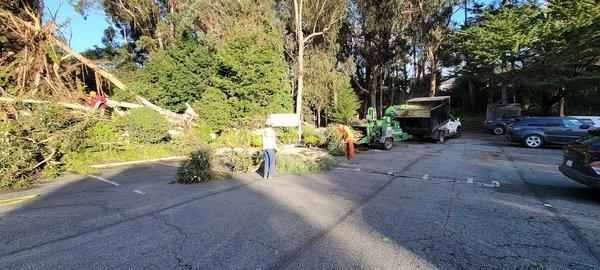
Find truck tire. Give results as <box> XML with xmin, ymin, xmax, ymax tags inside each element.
<box><xmin>382</xmin><ymin>137</ymin><xmax>394</xmax><ymax>150</ymax></box>
<box><xmin>437</xmin><ymin>131</ymin><xmax>446</xmax><ymax>144</ymax></box>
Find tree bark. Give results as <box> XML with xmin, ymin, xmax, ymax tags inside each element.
<box><xmin>0</xmin><ymin>97</ymin><xmax>94</xmax><ymax>113</ymax></box>
<box><xmin>427</xmin><ymin>45</ymin><xmax>438</xmax><ymax>97</ymax></box>
<box><xmin>468</xmin><ymin>78</ymin><xmax>474</xmax><ymax>106</ymax></box>
<box><xmin>316</xmin><ymin>105</ymin><xmax>322</xmax><ymax>127</ymax></box>
<box><xmin>501</xmin><ymin>85</ymin><xmax>508</xmax><ymax>104</ymax></box>
<box><xmin>294</xmin><ymin>0</ymin><xmax>305</xmax><ymax>143</ymax></box>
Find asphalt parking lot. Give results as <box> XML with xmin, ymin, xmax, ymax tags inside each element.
<box><xmin>1</xmin><ymin>129</ymin><xmax>599</xmax><ymax>269</ymax></box>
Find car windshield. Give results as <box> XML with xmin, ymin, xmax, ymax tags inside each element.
<box><xmin>562</xmin><ymin>119</ymin><xmax>582</xmax><ymax>129</ymax></box>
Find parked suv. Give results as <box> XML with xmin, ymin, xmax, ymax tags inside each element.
<box><xmin>483</xmin><ymin>115</ymin><xmax>526</xmax><ymax>135</ymax></box>
<box><xmin>559</xmin><ymin>129</ymin><xmax>600</xmax><ymax>188</ymax></box>
<box><xmin>506</xmin><ymin>117</ymin><xmax>592</xmax><ymax>148</ymax></box>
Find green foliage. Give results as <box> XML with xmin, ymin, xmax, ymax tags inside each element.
<box><xmin>276</xmin><ymin>154</ymin><xmax>337</xmax><ymax>175</ymax></box>
<box><xmin>0</xmin><ymin>104</ymin><xmax>93</xmax><ymax>189</ymax></box>
<box><xmin>213</xmin><ymin>129</ymin><xmax>261</xmax><ymax>148</ymax></box>
<box><xmin>211</xmin><ymin>25</ymin><xmax>292</xmax><ymax>126</ymax></box>
<box><xmin>302</xmin><ymin>125</ymin><xmax>319</xmax><ymax>147</ymax></box>
<box><xmin>277</xmin><ymin>127</ymin><xmax>297</xmax><ymax>145</ymax></box>
<box><xmin>0</xmin><ymin>120</ymin><xmax>37</xmax><ymax>189</ymax></box>
<box><xmin>85</xmin><ymin>121</ymin><xmax>122</xmax><ymax>152</ymax></box>
<box><xmin>173</xmin><ymin>147</ymin><xmax>215</xmax><ymax>184</ymax></box>
<box><xmin>324</xmin><ymin>125</ymin><xmax>345</xmax><ymax>156</ymax></box>
<box><xmin>216</xmin><ymin>150</ymin><xmax>262</xmax><ymax>173</ymax></box>
<box><xmin>122</xmin><ymin>3</ymin><xmax>292</xmax><ymax>125</ymax></box>
<box><xmin>303</xmin><ymin>47</ymin><xmax>352</xmax><ymax>125</ymax></box>
<box><xmin>117</xmin><ymin>107</ymin><xmax>169</xmax><ymax>144</ymax></box>
<box><xmin>456</xmin><ymin>1</ymin><xmax>600</xmax><ymax>114</ymax></box>
<box><xmin>194</xmin><ymin>87</ymin><xmax>232</xmax><ymax>130</ymax></box>
<box><xmin>170</xmin><ymin>130</ymin><xmax>208</xmax><ymax>152</ymax></box>
<box><xmin>327</xmin><ymin>83</ymin><xmax>360</xmax><ymax>124</ymax></box>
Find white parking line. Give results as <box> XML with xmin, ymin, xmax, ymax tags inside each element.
<box><xmin>87</xmin><ymin>174</ymin><xmax>120</xmax><ymax>187</ymax></box>
<box><xmin>466</xmin><ymin>177</ymin><xmax>474</xmax><ymax>184</ymax></box>
<box><xmin>422</xmin><ymin>174</ymin><xmax>429</xmax><ymax>180</ymax></box>
<box><xmin>132</xmin><ymin>190</ymin><xmax>146</xmax><ymax>195</ymax></box>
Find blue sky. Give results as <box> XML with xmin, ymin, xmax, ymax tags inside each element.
<box><xmin>44</xmin><ymin>0</ymin><xmax>111</xmax><ymax>52</ymax></box>
<box><xmin>44</xmin><ymin>0</ymin><xmax>496</xmax><ymax>52</ymax></box>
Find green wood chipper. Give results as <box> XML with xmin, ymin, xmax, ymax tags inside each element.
<box><xmin>352</xmin><ymin>107</ymin><xmax>411</xmax><ymax>150</ymax></box>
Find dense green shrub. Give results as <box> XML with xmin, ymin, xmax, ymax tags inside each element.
<box><xmin>117</xmin><ymin>107</ymin><xmax>169</xmax><ymax>144</ymax></box>
<box><xmin>324</xmin><ymin>125</ymin><xmax>345</xmax><ymax>156</ymax></box>
<box><xmin>277</xmin><ymin>127</ymin><xmax>297</xmax><ymax>144</ymax></box>
<box><xmin>172</xmin><ymin>147</ymin><xmax>215</xmax><ymax>184</ymax></box>
<box><xmin>327</xmin><ymin>83</ymin><xmax>360</xmax><ymax>124</ymax></box>
<box><xmin>194</xmin><ymin>87</ymin><xmax>232</xmax><ymax>130</ymax></box>
<box><xmin>213</xmin><ymin>129</ymin><xmax>260</xmax><ymax>148</ymax></box>
<box><xmin>301</xmin><ymin>125</ymin><xmax>319</xmax><ymax>147</ymax></box>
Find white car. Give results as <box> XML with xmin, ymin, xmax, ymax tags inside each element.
<box><xmin>572</xmin><ymin>116</ymin><xmax>600</xmax><ymax>128</ymax></box>
<box><xmin>442</xmin><ymin>115</ymin><xmax>462</xmax><ymax>138</ymax></box>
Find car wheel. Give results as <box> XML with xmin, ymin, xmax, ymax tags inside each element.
<box><xmin>453</xmin><ymin>128</ymin><xmax>462</xmax><ymax>139</ymax></box>
<box><xmin>493</xmin><ymin>126</ymin><xmax>505</xmax><ymax>135</ymax></box>
<box><xmin>524</xmin><ymin>134</ymin><xmax>543</xmax><ymax>148</ymax></box>
<box><xmin>382</xmin><ymin>137</ymin><xmax>394</xmax><ymax>150</ymax></box>
<box><xmin>437</xmin><ymin>131</ymin><xmax>446</xmax><ymax>144</ymax></box>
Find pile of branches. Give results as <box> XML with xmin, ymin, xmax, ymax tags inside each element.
<box><xmin>0</xmin><ymin>7</ymin><xmax>198</xmax><ymax>127</ymax></box>
<box><xmin>0</xmin><ymin>8</ymin><xmax>82</xmax><ymax>100</ymax></box>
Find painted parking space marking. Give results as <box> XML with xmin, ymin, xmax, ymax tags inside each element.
<box><xmin>132</xmin><ymin>190</ymin><xmax>146</xmax><ymax>195</ymax></box>
<box><xmin>87</xmin><ymin>174</ymin><xmax>120</xmax><ymax>187</ymax></box>
<box><xmin>334</xmin><ymin>165</ymin><xmax>500</xmax><ymax>189</ymax></box>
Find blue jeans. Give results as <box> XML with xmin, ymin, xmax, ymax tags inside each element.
<box><xmin>263</xmin><ymin>149</ymin><xmax>276</xmax><ymax>178</ymax></box>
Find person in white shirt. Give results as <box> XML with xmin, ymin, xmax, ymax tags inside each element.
<box><xmin>262</xmin><ymin>122</ymin><xmax>277</xmax><ymax>179</ymax></box>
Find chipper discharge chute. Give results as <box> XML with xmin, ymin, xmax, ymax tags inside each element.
<box><xmin>352</xmin><ymin>107</ymin><xmax>411</xmax><ymax>150</ymax></box>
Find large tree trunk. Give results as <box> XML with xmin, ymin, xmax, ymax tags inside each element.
<box><xmin>427</xmin><ymin>45</ymin><xmax>438</xmax><ymax>97</ymax></box>
<box><xmin>468</xmin><ymin>78</ymin><xmax>475</xmax><ymax>106</ymax></box>
<box><xmin>316</xmin><ymin>104</ymin><xmax>322</xmax><ymax>127</ymax></box>
<box><xmin>368</xmin><ymin>65</ymin><xmax>380</xmax><ymax>117</ymax></box>
<box><xmin>559</xmin><ymin>87</ymin><xmax>566</xmax><ymax>116</ymax></box>
<box><xmin>378</xmin><ymin>69</ymin><xmax>385</xmax><ymax>117</ymax></box>
<box><xmin>501</xmin><ymin>85</ymin><xmax>508</xmax><ymax>104</ymax></box>
<box><xmin>294</xmin><ymin>0</ymin><xmax>305</xmax><ymax>143</ymax></box>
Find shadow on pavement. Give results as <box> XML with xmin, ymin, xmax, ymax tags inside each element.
<box><xmin>1</xmin><ymin>146</ymin><xmax>599</xmax><ymax>269</ymax></box>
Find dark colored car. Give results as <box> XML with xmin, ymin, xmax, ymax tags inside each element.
<box><xmin>483</xmin><ymin>115</ymin><xmax>526</xmax><ymax>135</ymax></box>
<box><xmin>559</xmin><ymin>129</ymin><xmax>600</xmax><ymax>188</ymax></box>
<box><xmin>506</xmin><ymin>117</ymin><xmax>592</xmax><ymax>148</ymax></box>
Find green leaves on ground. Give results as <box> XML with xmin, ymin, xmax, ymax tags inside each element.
<box><xmin>117</xmin><ymin>107</ymin><xmax>169</xmax><ymax>144</ymax></box>
<box><xmin>173</xmin><ymin>147</ymin><xmax>215</xmax><ymax>184</ymax></box>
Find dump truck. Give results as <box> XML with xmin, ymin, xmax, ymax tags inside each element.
<box><xmin>389</xmin><ymin>96</ymin><xmax>461</xmax><ymax>143</ymax></box>
<box><xmin>352</xmin><ymin>107</ymin><xmax>411</xmax><ymax>150</ymax></box>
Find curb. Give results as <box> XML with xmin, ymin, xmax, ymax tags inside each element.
<box><xmin>91</xmin><ymin>156</ymin><xmax>187</xmax><ymax>169</ymax></box>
